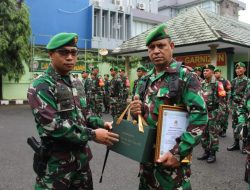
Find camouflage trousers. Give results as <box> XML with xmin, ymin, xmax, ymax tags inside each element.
<box><xmin>219</xmin><ymin>108</ymin><xmax>229</xmax><ymax>132</ymax></box>
<box><xmin>120</xmin><ymin>96</ymin><xmax>128</xmax><ymax>115</ymax></box>
<box><xmin>245</xmin><ymin>141</ymin><xmax>250</xmax><ymax>190</ymax></box>
<box><xmin>110</xmin><ymin>97</ymin><xmax>127</xmax><ymax>119</ymax></box>
<box><xmin>103</xmin><ymin>94</ymin><xmax>110</xmax><ymax>112</ymax></box>
<box><xmin>35</xmin><ymin>148</ymin><xmax>93</xmax><ymax>190</ymax></box>
<box><xmin>232</xmin><ymin>108</ymin><xmax>248</xmax><ymax>140</ymax></box>
<box><xmin>139</xmin><ymin>163</ymin><xmax>192</xmax><ymax>190</ymax></box>
<box><xmin>91</xmin><ymin>94</ymin><xmax>103</xmax><ymax>117</ymax></box>
<box><xmin>201</xmin><ymin>111</ymin><xmax>220</xmax><ymax>152</ymax></box>
<box><xmin>86</xmin><ymin>94</ymin><xmax>92</xmax><ymax>110</ymax></box>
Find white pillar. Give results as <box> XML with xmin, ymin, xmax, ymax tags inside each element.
<box><xmin>208</xmin><ymin>44</ymin><xmax>219</xmax><ymax>66</ymax></box>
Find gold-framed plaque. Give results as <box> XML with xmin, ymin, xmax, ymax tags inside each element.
<box><xmin>155</xmin><ymin>105</ymin><xmax>189</xmax><ymax>161</ymax></box>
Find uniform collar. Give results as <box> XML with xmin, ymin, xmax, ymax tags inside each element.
<box><xmin>148</xmin><ymin>59</ymin><xmax>177</xmax><ymax>82</ymax></box>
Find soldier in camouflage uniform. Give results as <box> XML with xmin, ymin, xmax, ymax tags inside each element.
<box><xmin>130</xmin><ymin>24</ymin><xmax>208</xmax><ymax>190</ymax></box>
<box><xmin>109</xmin><ymin>67</ymin><xmax>124</xmax><ymax>119</ymax></box>
<box><xmin>119</xmin><ymin>68</ymin><xmax>130</xmax><ymax>112</ymax></box>
<box><xmin>194</xmin><ymin>67</ymin><xmax>203</xmax><ymax>82</ymax></box>
<box><xmin>27</xmin><ymin>33</ymin><xmax>119</xmax><ymax>190</ymax></box>
<box><xmin>103</xmin><ymin>74</ymin><xmax>110</xmax><ymax>113</ymax></box>
<box><xmin>197</xmin><ymin>65</ymin><xmax>226</xmax><ymax>163</ymax></box>
<box><xmin>132</xmin><ymin>66</ymin><xmax>147</xmax><ymax>97</ymax></box>
<box><xmin>227</xmin><ymin>62</ymin><xmax>249</xmax><ymax>154</ymax></box>
<box><xmin>214</xmin><ymin>68</ymin><xmax>231</xmax><ymax>137</ymax></box>
<box><xmin>81</xmin><ymin>70</ymin><xmax>92</xmax><ymax>110</ymax></box>
<box><xmin>90</xmin><ymin>66</ymin><xmax>105</xmax><ymax>117</ymax></box>
<box><xmin>244</xmin><ymin>81</ymin><xmax>250</xmax><ymax>189</ymax></box>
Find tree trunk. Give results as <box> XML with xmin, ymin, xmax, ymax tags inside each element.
<box><xmin>0</xmin><ymin>72</ymin><xmax>2</xmax><ymax>100</ymax></box>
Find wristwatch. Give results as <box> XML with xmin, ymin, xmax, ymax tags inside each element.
<box><xmin>88</xmin><ymin>129</ymin><xmax>96</xmax><ymax>141</ymax></box>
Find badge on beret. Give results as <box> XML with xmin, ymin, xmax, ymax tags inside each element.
<box><xmin>74</xmin><ymin>36</ymin><xmax>78</xmax><ymax>45</ymax></box>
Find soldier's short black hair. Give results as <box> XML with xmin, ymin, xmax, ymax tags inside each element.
<box><xmin>104</xmin><ymin>74</ymin><xmax>109</xmax><ymax>77</ymax></box>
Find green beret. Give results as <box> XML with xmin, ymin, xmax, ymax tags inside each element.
<box><xmin>82</xmin><ymin>69</ymin><xmax>90</xmax><ymax>74</ymax></box>
<box><xmin>110</xmin><ymin>67</ymin><xmax>119</xmax><ymax>72</ymax></box>
<box><xmin>137</xmin><ymin>66</ymin><xmax>147</xmax><ymax>72</ymax></box>
<box><xmin>214</xmin><ymin>68</ymin><xmax>221</xmax><ymax>72</ymax></box>
<box><xmin>92</xmin><ymin>66</ymin><xmax>99</xmax><ymax>70</ymax></box>
<box><xmin>204</xmin><ymin>64</ymin><xmax>215</xmax><ymax>71</ymax></box>
<box><xmin>46</xmin><ymin>32</ymin><xmax>78</xmax><ymax>50</ymax></box>
<box><xmin>235</xmin><ymin>62</ymin><xmax>246</xmax><ymax>68</ymax></box>
<box><xmin>146</xmin><ymin>24</ymin><xmax>171</xmax><ymax>46</ymax></box>
<box><xmin>194</xmin><ymin>67</ymin><xmax>202</xmax><ymax>72</ymax></box>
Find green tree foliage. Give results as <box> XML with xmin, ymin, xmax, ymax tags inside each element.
<box><xmin>0</xmin><ymin>0</ymin><xmax>31</xmax><ymax>81</ymax></box>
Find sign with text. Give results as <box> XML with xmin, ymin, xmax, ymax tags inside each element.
<box><xmin>175</xmin><ymin>52</ymin><xmax>227</xmax><ymax>67</ymax></box>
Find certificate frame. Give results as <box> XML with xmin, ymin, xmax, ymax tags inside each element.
<box><xmin>154</xmin><ymin>105</ymin><xmax>188</xmax><ymax>161</ymax></box>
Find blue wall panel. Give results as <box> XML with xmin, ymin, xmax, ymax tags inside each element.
<box><xmin>26</xmin><ymin>0</ymin><xmax>92</xmax><ymax>49</ymax></box>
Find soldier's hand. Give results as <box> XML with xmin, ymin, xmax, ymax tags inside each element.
<box><xmin>156</xmin><ymin>152</ymin><xmax>180</xmax><ymax>168</ymax></box>
<box><xmin>104</xmin><ymin>121</ymin><xmax>113</xmax><ymax>130</ymax></box>
<box><xmin>94</xmin><ymin>128</ymin><xmax>119</xmax><ymax>146</ymax></box>
<box><xmin>130</xmin><ymin>95</ymin><xmax>142</xmax><ymax>116</ymax></box>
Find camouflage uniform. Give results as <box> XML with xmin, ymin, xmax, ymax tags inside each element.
<box><xmin>132</xmin><ymin>77</ymin><xmax>141</xmax><ymax>97</ymax></box>
<box><xmin>90</xmin><ymin>75</ymin><xmax>104</xmax><ymax>117</ymax></box>
<box><xmin>103</xmin><ymin>78</ymin><xmax>110</xmax><ymax>113</ymax></box>
<box><xmin>27</xmin><ymin>65</ymin><xmax>105</xmax><ymax>190</ymax></box>
<box><xmin>200</xmin><ymin>76</ymin><xmax>225</xmax><ymax>159</ymax></box>
<box><xmin>229</xmin><ymin>75</ymin><xmax>249</xmax><ymax>148</ymax></box>
<box><xmin>82</xmin><ymin>77</ymin><xmax>92</xmax><ymax>110</ymax></box>
<box><xmin>244</xmin><ymin>82</ymin><xmax>250</xmax><ymax>188</ymax></box>
<box><xmin>217</xmin><ymin>77</ymin><xmax>231</xmax><ymax>136</ymax></box>
<box><xmin>119</xmin><ymin>75</ymin><xmax>129</xmax><ymax>112</ymax></box>
<box><xmin>136</xmin><ymin>61</ymin><xmax>208</xmax><ymax>190</ymax></box>
<box><xmin>109</xmin><ymin>75</ymin><xmax>123</xmax><ymax>119</ymax></box>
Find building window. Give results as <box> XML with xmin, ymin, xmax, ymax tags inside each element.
<box><xmin>201</xmin><ymin>1</ymin><xmax>217</xmax><ymax>13</ymax></box>
<box><xmin>102</xmin><ymin>11</ymin><xmax>108</xmax><ymax>38</ymax></box>
<box><xmin>117</xmin><ymin>13</ymin><xmax>122</xmax><ymax>40</ymax></box>
<box><xmin>110</xmin><ymin>12</ymin><xmax>116</xmax><ymax>39</ymax></box>
<box><xmin>125</xmin><ymin>15</ymin><xmax>130</xmax><ymax>40</ymax></box>
<box><xmin>94</xmin><ymin>9</ymin><xmax>101</xmax><ymax>37</ymax></box>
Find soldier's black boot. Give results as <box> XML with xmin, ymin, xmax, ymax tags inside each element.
<box><xmin>242</xmin><ymin>141</ymin><xmax>247</xmax><ymax>154</ymax></box>
<box><xmin>207</xmin><ymin>151</ymin><xmax>216</xmax><ymax>163</ymax></box>
<box><xmin>197</xmin><ymin>151</ymin><xmax>210</xmax><ymax>160</ymax></box>
<box><xmin>227</xmin><ymin>139</ymin><xmax>240</xmax><ymax>151</ymax></box>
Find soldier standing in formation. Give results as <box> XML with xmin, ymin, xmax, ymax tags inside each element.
<box><xmin>130</xmin><ymin>24</ymin><xmax>208</xmax><ymax>190</ymax></box>
<box><xmin>81</xmin><ymin>70</ymin><xmax>92</xmax><ymax>109</ymax></box>
<box><xmin>90</xmin><ymin>66</ymin><xmax>105</xmax><ymax>117</ymax></box>
<box><xmin>27</xmin><ymin>32</ymin><xmax>119</xmax><ymax>190</ymax></box>
<box><xmin>103</xmin><ymin>74</ymin><xmax>110</xmax><ymax>114</ymax></box>
<box><xmin>227</xmin><ymin>62</ymin><xmax>249</xmax><ymax>154</ymax></box>
<box><xmin>244</xmin><ymin>80</ymin><xmax>250</xmax><ymax>188</ymax></box>
<box><xmin>132</xmin><ymin>66</ymin><xmax>147</xmax><ymax>97</ymax></box>
<box><xmin>194</xmin><ymin>67</ymin><xmax>203</xmax><ymax>82</ymax></box>
<box><xmin>109</xmin><ymin>67</ymin><xmax>123</xmax><ymax>119</ymax></box>
<box><xmin>214</xmin><ymin>68</ymin><xmax>231</xmax><ymax>137</ymax></box>
<box><xmin>119</xmin><ymin>68</ymin><xmax>130</xmax><ymax>111</ymax></box>
<box><xmin>197</xmin><ymin>65</ymin><xmax>226</xmax><ymax>163</ymax></box>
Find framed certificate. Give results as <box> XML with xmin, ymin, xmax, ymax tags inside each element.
<box><xmin>155</xmin><ymin>105</ymin><xmax>189</xmax><ymax>161</ymax></box>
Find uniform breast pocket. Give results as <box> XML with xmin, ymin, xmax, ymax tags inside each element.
<box><xmin>156</xmin><ymin>87</ymin><xmax>170</xmax><ymax>100</ymax></box>
<box><xmin>56</xmin><ymin>84</ymin><xmax>74</xmax><ymax>112</ymax></box>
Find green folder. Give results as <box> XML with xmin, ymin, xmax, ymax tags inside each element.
<box><xmin>110</xmin><ymin>119</ymin><xmax>156</xmax><ymax>163</ymax></box>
